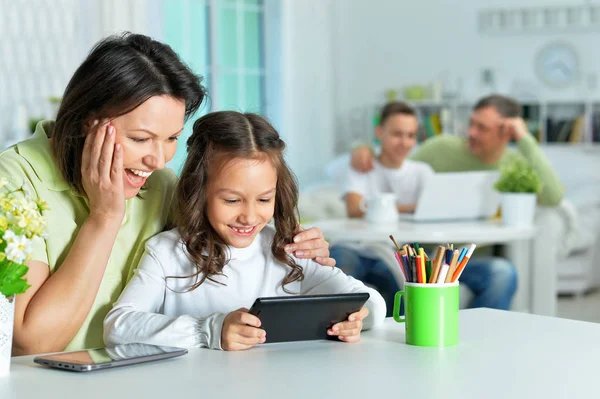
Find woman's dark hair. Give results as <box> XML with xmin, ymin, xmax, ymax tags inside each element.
<box><xmin>52</xmin><ymin>32</ymin><xmax>206</xmax><ymax>194</ymax></box>
<box><xmin>174</xmin><ymin>111</ymin><xmax>302</xmax><ymax>292</ymax></box>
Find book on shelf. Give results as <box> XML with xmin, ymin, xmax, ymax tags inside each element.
<box><xmin>430</xmin><ymin>113</ymin><xmax>441</xmax><ymax>135</ymax></box>
<box><xmin>419</xmin><ymin>113</ymin><xmax>443</xmax><ymax>140</ymax></box>
<box><xmin>545</xmin><ymin>116</ymin><xmax>584</xmax><ymax>143</ymax></box>
<box><xmin>593</xmin><ymin>113</ymin><xmax>600</xmax><ymax>142</ymax></box>
<box><xmin>570</xmin><ymin>116</ymin><xmax>584</xmax><ymax>143</ymax></box>
<box><xmin>422</xmin><ymin>117</ymin><xmax>436</xmax><ymax>138</ymax></box>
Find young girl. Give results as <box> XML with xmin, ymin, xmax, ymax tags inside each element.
<box><xmin>104</xmin><ymin>111</ymin><xmax>386</xmax><ymax>351</ymax></box>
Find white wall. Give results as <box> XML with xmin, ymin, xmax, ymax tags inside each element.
<box><xmin>0</xmin><ymin>0</ymin><xmax>83</xmax><ymax>148</ymax></box>
<box><xmin>330</xmin><ymin>0</ymin><xmax>600</xmax><ymax>148</ymax></box>
<box><xmin>278</xmin><ymin>0</ymin><xmax>336</xmax><ymax>188</ymax></box>
<box><xmin>15</xmin><ymin>1</ymin><xmax>594</xmax><ymax>188</ymax></box>
<box><xmin>0</xmin><ymin>0</ymin><xmax>156</xmax><ymax>149</ymax></box>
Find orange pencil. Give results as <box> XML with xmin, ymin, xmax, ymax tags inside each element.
<box><xmin>415</xmin><ymin>254</ymin><xmax>423</xmax><ymax>283</ymax></box>
<box><xmin>452</xmin><ymin>244</ymin><xmax>477</xmax><ymax>282</ymax></box>
<box><xmin>445</xmin><ymin>250</ymin><xmax>460</xmax><ymax>283</ymax></box>
<box><xmin>429</xmin><ymin>246</ymin><xmax>445</xmax><ymax>283</ymax></box>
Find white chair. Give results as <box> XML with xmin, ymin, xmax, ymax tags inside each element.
<box><xmin>541</xmin><ymin>145</ymin><xmax>600</xmax><ymax>296</ymax></box>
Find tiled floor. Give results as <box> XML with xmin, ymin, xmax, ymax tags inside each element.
<box><xmin>556</xmin><ymin>289</ymin><xmax>600</xmax><ymax>323</ymax></box>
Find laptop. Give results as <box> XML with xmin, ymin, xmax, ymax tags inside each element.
<box><xmin>399</xmin><ymin>171</ymin><xmax>501</xmax><ymax>222</ymax></box>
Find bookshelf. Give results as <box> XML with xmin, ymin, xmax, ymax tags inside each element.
<box><xmin>369</xmin><ymin>99</ymin><xmax>600</xmax><ymax>145</ymax></box>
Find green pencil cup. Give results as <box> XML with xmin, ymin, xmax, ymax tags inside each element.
<box><xmin>393</xmin><ymin>282</ymin><xmax>459</xmax><ymax>347</ymax></box>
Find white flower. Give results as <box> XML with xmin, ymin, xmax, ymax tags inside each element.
<box><xmin>5</xmin><ymin>234</ymin><xmax>32</xmax><ymax>264</ymax></box>
<box><xmin>2</xmin><ymin>230</ymin><xmax>16</xmax><ymax>242</ymax></box>
<box><xmin>17</xmin><ymin>217</ymin><xmax>27</xmax><ymax>229</ymax></box>
<box><xmin>0</xmin><ymin>177</ymin><xmax>7</xmax><ymax>189</ymax></box>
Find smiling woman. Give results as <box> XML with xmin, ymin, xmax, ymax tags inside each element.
<box><xmin>0</xmin><ymin>32</ymin><xmax>206</xmax><ymax>356</ymax></box>
<box><xmin>106</xmin><ymin>95</ymin><xmax>185</xmax><ymax>199</ymax></box>
<box><xmin>0</xmin><ymin>32</ymin><xmax>334</xmax><ymax>356</ymax></box>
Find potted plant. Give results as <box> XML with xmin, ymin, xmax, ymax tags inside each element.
<box><xmin>0</xmin><ymin>177</ymin><xmax>48</xmax><ymax>376</ymax></box>
<box><xmin>494</xmin><ymin>159</ymin><xmax>542</xmax><ymax>227</ymax></box>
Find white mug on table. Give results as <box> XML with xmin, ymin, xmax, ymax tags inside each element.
<box><xmin>360</xmin><ymin>193</ymin><xmax>398</xmax><ymax>223</ymax></box>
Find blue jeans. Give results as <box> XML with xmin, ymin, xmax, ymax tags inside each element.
<box><xmin>458</xmin><ymin>256</ymin><xmax>518</xmax><ymax>310</ymax></box>
<box><xmin>330</xmin><ymin>245</ymin><xmax>399</xmax><ymax>317</ymax></box>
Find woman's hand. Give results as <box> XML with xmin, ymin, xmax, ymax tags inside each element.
<box><xmin>81</xmin><ymin>120</ymin><xmax>126</xmax><ymax>224</ymax></box>
<box><xmin>327</xmin><ymin>306</ymin><xmax>369</xmax><ymax>343</ymax></box>
<box><xmin>221</xmin><ymin>308</ymin><xmax>266</xmax><ymax>351</ymax></box>
<box><xmin>286</xmin><ymin>226</ymin><xmax>336</xmax><ymax>267</ymax></box>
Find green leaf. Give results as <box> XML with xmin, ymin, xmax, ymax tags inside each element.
<box><xmin>0</xmin><ymin>260</ymin><xmax>30</xmax><ymax>297</ymax></box>
<box><xmin>494</xmin><ymin>159</ymin><xmax>542</xmax><ymax>194</ymax></box>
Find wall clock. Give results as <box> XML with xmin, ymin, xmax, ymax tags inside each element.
<box><xmin>535</xmin><ymin>42</ymin><xmax>579</xmax><ymax>88</ymax></box>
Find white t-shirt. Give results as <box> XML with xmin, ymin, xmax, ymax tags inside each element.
<box><xmin>344</xmin><ymin>159</ymin><xmax>434</xmax><ymax>205</ymax></box>
<box><xmin>103</xmin><ymin>226</ymin><xmax>386</xmax><ymax>350</ymax></box>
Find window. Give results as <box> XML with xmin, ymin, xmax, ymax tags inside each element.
<box><xmin>163</xmin><ymin>0</ymin><xmax>266</xmax><ymax>172</ymax></box>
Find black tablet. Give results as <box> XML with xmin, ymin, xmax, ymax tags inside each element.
<box><xmin>34</xmin><ymin>343</ymin><xmax>187</xmax><ymax>372</ymax></box>
<box><xmin>248</xmin><ymin>293</ymin><xmax>369</xmax><ymax>343</ymax></box>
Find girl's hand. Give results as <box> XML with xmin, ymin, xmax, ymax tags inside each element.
<box><xmin>81</xmin><ymin>120</ymin><xmax>126</xmax><ymax>224</ymax></box>
<box><xmin>221</xmin><ymin>308</ymin><xmax>266</xmax><ymax>351</ymax></box>
<box><xmin>286</xmin><ymin>226</ymin><xmax>336</xmax><ymax>267</ymax></box>
<box><xmin>327</xmin><ymin>306</ymin><xmax>369</xmax><ymax>343</ymax></box>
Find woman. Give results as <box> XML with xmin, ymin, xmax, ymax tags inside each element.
<box><xmin>1</xmin><ymin>33</ymin><xmax>334</xmax><ymax>356</ymax></box>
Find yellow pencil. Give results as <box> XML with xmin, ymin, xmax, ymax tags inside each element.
<box><xmin>418</xmin><ymin>248</ymin><xmax>426</xmax><ymax>283</ymax></box>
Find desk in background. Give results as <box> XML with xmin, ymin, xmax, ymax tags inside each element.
<box><xmin>305</xmin><ymin>218</ymin><xmax>550</xmax><ymax>315</ymax></box>
<box><xmin>3</xmin><ymin>309</ymin><xmax>598</xmax><ymax>399</ymax></box>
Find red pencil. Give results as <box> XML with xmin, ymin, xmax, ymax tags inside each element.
<box><xmin>416</xmin><ymin>254</ymin><xmax>423</xmax><ymax>283</ymax></box>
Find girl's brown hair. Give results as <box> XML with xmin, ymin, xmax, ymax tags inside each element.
<box><xmin>174</xmin><ymin>111</ymin><xmax>302</xmax><ymax>291</ymax></box>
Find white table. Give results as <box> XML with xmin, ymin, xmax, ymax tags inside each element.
<box><xmin>3</xmin><ymin>309</ymin><xmax>599</xmax><ymax>399</ymax></box>
<box><xmin>306</xmin><ymin>218</ymin><xmax>547</xmax><ymax>315</ymax></box>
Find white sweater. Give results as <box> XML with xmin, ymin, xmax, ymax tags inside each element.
<box><xmin>104</xmin><ymin>226</ymin><xmax>386</xmax><ymax>350</ymax></box>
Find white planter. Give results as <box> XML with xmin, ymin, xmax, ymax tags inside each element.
<box><xmin>501</xmin><ymin>193</ymin><xmax>537</xmax><ymax>227</ymax></box>
<box><xmin>0</xmin><ymin>294</ymin><xmax>15</xmax><ymax>377</ymax></box>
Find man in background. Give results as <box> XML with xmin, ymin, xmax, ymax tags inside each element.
<box><xmin>352</xmin><ymin>94</ymin><xmax>563</xmax><ymax>207</ymax></box>
<box><xmin>346</xmin><ymin>95</ymin><xmax>563</xmax><ymax>310</ymax></box>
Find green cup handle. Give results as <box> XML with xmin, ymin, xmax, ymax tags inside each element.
<box><xmin>393</xmin><ymin>291</ymin><xmax>405</xmax><ymax>323</ymax></box>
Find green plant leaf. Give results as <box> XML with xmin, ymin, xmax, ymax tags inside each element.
<box><xmin>0</xmin><ymin>260</ymin><xmax>30</xmax><ymax>297</ymax></box>
<box><xmin>494</xmin><ymin>159</ymin><xmax>542</xmax><ymax>194</ymax></box>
